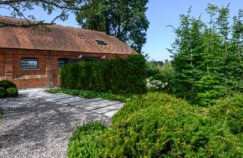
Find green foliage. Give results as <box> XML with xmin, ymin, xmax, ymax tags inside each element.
<box><xmin>195</xmin><ymin>75</ymin><xmax>228</xmax><ymax>106</ymax></box>
<box><xmin>146</xmin><ymin>60</ymin><xmax>175</xmax><ymax>93</ymax></box>
<box><xmin>48</xmin><ymin>88</ymin><xmax>133</xmax><ymax>102</ymax></box>
<box><xmin>209</xmin><ymin>94</ymin><xmax>243</xmax><ymax>134</ymax></box>
<box><xmin>67</xmin><ymin>122</ymin><xmax>107</xmax><ymax>158</ymax></box>
<box><xmin>1</xmin><ymin>0</ymin><xmax>83</xmax><ymax>27</ymax></box>
<box><xmin>146</xmin><ymin>61</ymin><xmax>163</xmax><ymax>79</ymax></box>
<box><xmin>76</xmin><ymin>0</ymin><xmax>149</xmax><ymax>53</ymax></box>
<box><xmin>170</xmin><ymin>5</ymin><xmax>242</xmax><ymax>106</ymax></box>
<box><xmin>6</xmin><ymin>87</ymin><xmax>18</xmax><ymax>97</ymax></box>
<box><xmin>68</xmin><ymin>93</ymin><xmax>242</xmax><ymax>157</ymax></box>
<box><xmin>60</xmin><ymin>55</ymin><xmax>146</xmax><ymax>94</ymax></box>
<box><xmin>0</xmin><ymin>87</ymin><xmax>7</xmax><ymax>98</ymax></box>
<box><xmin>0</xmin><ymin>80</ymin><xmax>17</xmax><ymax>89</ymax></box>
<box><xmin>0</xmin><ymin>80</ymin><xmax>18</xmax><ymax>98</ymax></box>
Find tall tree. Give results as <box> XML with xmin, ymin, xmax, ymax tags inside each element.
<box><xmin>170</xmin><ymin>9</ymin><xmax>205</xmax><ymax>101</ymax></box>
<box><xmin>227</xmin><ymin>10</ymin><xmax>243</xmax><ymax>92</ymax></box>
<box><xmin>76</xmin><ymin>0</ymin><xmax>149</xmax><ymax>53</ymax></box>
<box><xmin>170</xmin><ymin>4</ymin><xmax>242</xmax><ymax>106</ymax></box>
<box><xmin>0</xmin><ymin>0</ymin><xmax>83</xmax><ymax>27</ymax></box>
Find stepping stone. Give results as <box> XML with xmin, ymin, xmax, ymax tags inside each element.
<box><xmin>103</xmin><ymin>110</ymin><xmax>119</xmax><ymax>117</ymax></box>
<box><xmin>19</xmin><ymin>88</ymin><xmax>125</xmax><ymax>117</ymax></box>
<box><xmin>81</xmin><ymin>100</ymin><xmax>111</xmax><ymax>107</ymax></box>
<box><xmin>45</xmin><ymin>95</ymin><xmax>72</xmax><ymax>101</ymax></box>
<box><xmin>84</xmin><ymin>101</ymin><xmax>122</xmax><ymax>110</ymax></box>
<box><xmin>55</xmin><ymin>97</ymin><xmax>84</xmax><ymax>104</ymax></box>
<box><xmin>95</xmin><ymin>103</ymin><xmax>124</xmax><ymax>114</ymax></box>
<box><xmin>72</xmin><ymin>98</ymin><xmax>104</xmax><ymax>107</ymax></box>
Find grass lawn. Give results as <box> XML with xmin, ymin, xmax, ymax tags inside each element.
<box><xmin>47</xmin><ymin>88</ymin><xmax>134</xmax><ymax>102</ymax></box>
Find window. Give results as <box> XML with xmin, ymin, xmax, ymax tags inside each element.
<box><xmin>21</xmin><ymin>58</ymin><xmax>38</xmax><ymax>70</ymax></box>
<box><xmin>57</xmin><ymin>58</ymin><xmax>69</xmax><ymax>68</ymax></box>
<box><xmin>95</xmin><ymin>40</ymin><xmax>108</xmax><ymax>45</ymax></box>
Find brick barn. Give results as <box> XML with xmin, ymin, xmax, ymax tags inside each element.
<box><xmin>0</xmin><ymin>16</ymin><xmax>134</xmax><ymax>89</ymax></box>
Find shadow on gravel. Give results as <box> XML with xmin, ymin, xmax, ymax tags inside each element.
<box><xmin>0</xmin><ymin>95</ymin><xmax>110</xmax><ymax>155</ymax></box>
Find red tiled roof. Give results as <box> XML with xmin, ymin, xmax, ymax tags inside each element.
<box><xmin>0</xmin><ymin>16</ymin><xmax>134</xmax><ymax>55</ymax></box>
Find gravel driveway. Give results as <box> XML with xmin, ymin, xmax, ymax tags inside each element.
<box><xmin>0</xmin><ymin>95</ymin><xmax>111</xmax><ymax>158</ymax></box>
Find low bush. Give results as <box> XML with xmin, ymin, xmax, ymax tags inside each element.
<box><xmin>0</xmin><ymin>80</ymin><xmax>18</xmax><ymax>98</ymax></box>
<box><xmin>0</xmin><ymin>87</ymin><xmax>6</xmax><ymax>98</ymax></box>
<box><xmin>68</xmin><ymin>93</ymin><xmax>242</xmax><ymax>157</ymax></box>
<box><xmin>0</xmin><ymin>80</ymin><xmax>17</xmax><ymax>89</ymax></box>
<box><xmin>67</xmin><ymin>122</ymin><xmax>107</xmax><ymax>158</ymax></box>
<box><xmin>146</xmin><ymin>61</ymin><xmax>175</xmax><ymax>93</ymax></box>
<box><xmin>99</xmin><ymin>93</ymin><xmax>241</xmax><ymax>157</ymax></box>
<box><xmin>60</xmin><ymin>55</ymin><xmax>146</xmax><ymax>94</ymax></box>
<box><xmin>209</xmin><ymin>93</ymin><xmax>243</xmax><ymax>134</ymax></box>
<box><xmin>6</xmin><ymin>87</ymin><xmax>18</xmax><ymax>97</ymax></box>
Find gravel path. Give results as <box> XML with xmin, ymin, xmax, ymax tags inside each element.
<box><xmin>0</xmin><ymin>95</ymin><xmax>111</xmax><ymax>158</ymax></box>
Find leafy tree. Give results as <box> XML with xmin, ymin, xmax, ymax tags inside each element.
<box><xmin>0</xmin><ymin>0</ymin><xmax>83</xmax><ymax>27</ymax></box>
<box><xmin>76</xmin><ymin>0</ymin><xmax>149</xmax><ymax>53</ymax></box>
<box><xmin>170</xmin><ymin>9</ymin><xmax>205</xmax><ymax>101</ymax></box>
<box><xmin>170</xmin><ymin>4</ymin><xmax>242</xmax><ymax>106</ymax></box>
<box><xmin>228</xmin><ymin>10</ymin><xmax>243</xmax><ymax>93</ymax></box>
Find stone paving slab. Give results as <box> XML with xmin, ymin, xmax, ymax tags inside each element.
<box><xmin>94</xmin><ymin>103</ymin><xmax>124</xmax><ymax>114</ymax></box>
<box><xmin>46</xmin><ymin>96</ymin><xmax>76</xmax><ymax>102</ymax></box>
<box><xmin>85</xmin><ymin>101</ymin><xmax>122</xmax><ymax>110</ymax></box>
<box><xmin>19</xmin><ymin>88</ymin><xmax>124</xmax><ymax>118</ymax></box>
<box><xmin>104</xmin><ymin>110</ymin><xmax>119</xmax><ymax>117</ymax></box>
<box><xmin>72</xmin><ymin>98</ymin><xmax>105</xmax><ymax>107</ymax></box>
<box><xmin>53</xmin><ymin>97</ymin><xmax>84</xmax><ymax>105</ymax></box>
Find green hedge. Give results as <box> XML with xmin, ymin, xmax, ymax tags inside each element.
<box><xmin>67</xmin><ymin>93</ymin><xmax>242</xmax><ymax>157</ymax></box>
<box><xmin>60</xmin><ymin>55</ymin><xmax>146</xmax><ymax>94</ymax></box>
<box><xmin>0</xmin><ymin>80</ymin><xmax>18</xmax><ymax>98</ymax></box>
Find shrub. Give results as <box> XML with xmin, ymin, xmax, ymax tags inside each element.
<box><xmin>6</xmin><ymin>87</ymin><xmax>18</xmax><ymax>97</ymax></box>
<box><xmin>0</xmin><ymin>80</ymin><xmax>17</xmax><ymax>89</ymax></box>
<box><xmin>69</xmin><ymin>93</ymin><xmax>242</xmax><ymax>157</ymax></box>
<box><xmin>60</xmin><ymin>55</ymin><xmax>146</xmax><ymax>94</ymax></box>
<box><xmin>0</xmin><ymin>80</ymin><xmax>18</xmax><ymax>98</ymax></box>
<box><xmin>146</xmin><ymin>60</ymin><xmax>175</xmax><ymax>93</ymax></box>
<box><xmin>146</xmin><ymin>77</ymin><xmax>168</xmax><ymax>92</ymax></box>
<box><xmin>209</xmin><ymin>94</ymin><xmax>243</xmax><ymax>134</ymax></box>
<box><xmin>0</xmin><ymin>87</ymin><xmax>7</xmax><ymax>98</ymax></box>
<box><xmin>67</xmin><ymin>122</ymin><xmax>107</xmax><ymax>158</ymax></box>
<box><xmin>146</xmin><ymin>61</ymin><xmax>163</xmax><ymax>79</ymax></box>
<box><xmin>98</xmin><ymin>93</ymin><xmax>242</xmax><ymax>157</ymax></box>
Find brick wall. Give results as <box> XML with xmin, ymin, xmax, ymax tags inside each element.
<box><xmin>0</xmin><ymin>48</ymin><xmax>129</xmax><ymax>89</ymax></box>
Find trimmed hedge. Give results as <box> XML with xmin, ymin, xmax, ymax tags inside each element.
<box><xmin>60</xmin><ymin>55</ymin><xmax>146</xmax><ymax>94</ymax></box>
<box><xmin>67</xmin><ymin>93</ymin><xmax>242</xmax><ymax>157</ymax></box>
<box><xmin>0</xmin><ymin>80</ymin><xmax>18</xmax><ymax>98</ymax></box>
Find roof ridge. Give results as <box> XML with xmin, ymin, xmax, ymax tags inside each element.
<box><xmin>0</xmin><ymin>15</ymin><xmax>111</xmax><ymax>36</ymax></box>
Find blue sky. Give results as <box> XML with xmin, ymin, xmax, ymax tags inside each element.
<box><xmin>0</xmin><ymin>0</ymin><xmax>242</xmax><ymax>61</ymax></box>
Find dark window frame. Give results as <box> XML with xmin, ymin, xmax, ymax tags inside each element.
<box><xmin>21</xmin><ymin>58</ymin><xmax>39</xmax><ymax>70</ymax></box>
<box><xmin>57</xmin><ymin>58</ymin><xmax>69</xmax><ymax>69</ymax></box>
